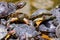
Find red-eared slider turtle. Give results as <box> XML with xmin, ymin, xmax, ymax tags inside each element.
<box><xmin>30</xmin><ymin>9</ymin><xmax>52</xmax><ymax>19</ymax></box>
<box><xmin>3</xmin><ymin>24</ymin><xmax>38</xmax><ymax>40</ymax></box>
<box><xmin>30</xmin><ymin>9</ymin><xmax>55</xmax><ymax>27</ymax></box>
<box><xmin>0</xmin><ymin>2</ymin><xmax>26</xmax><ymax>18</ymax></box>
<box><xmin>11</xmin><ymin>24</ymin><xmax>38</xmax><ymax>40</ymax></box>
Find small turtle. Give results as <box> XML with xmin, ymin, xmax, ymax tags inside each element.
<box><xmin>32</xmin><ymin>14</ymin><xmax>55</xmax><ymax>27</ymax></box>
<box><xmin>0</xmin><ymin>2</ymin><xmax>26</xmax><ymax>18</ymax></box>
<box><xmin>30</xmin><ymin>9</ymin><xmax>55</xmax><ymax>27</ymax></box>
<box><xmin>30</xmin><ymin>9</ymin><xmax>52</xmax><ymax>19</ymax></box>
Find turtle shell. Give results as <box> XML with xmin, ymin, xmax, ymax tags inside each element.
<box><xmin>13</xmin><ymin>24</ymin><xmax>38</xmax><ymax>39</ymax></box>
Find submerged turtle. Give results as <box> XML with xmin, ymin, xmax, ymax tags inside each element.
<box><xmin>0</xmin><ymin>1</ymin><xmax>26</xmax><ymax>18</ymax></box>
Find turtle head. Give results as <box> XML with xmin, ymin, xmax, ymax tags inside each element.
<box><xmin>16</xmin><ymin>1</ymin><xmax>26</xmax><ymax>9</ymax></box>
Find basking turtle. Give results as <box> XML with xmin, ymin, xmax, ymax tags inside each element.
<box><xmin>30</xmin><ymin>9</ymin><xmax>52</xmax><ymax>19</ymax></box>
<box><xmin>6</xmin><ymin>24</ymin><xmax>38</xmax><ymax>40</ymax></box>
<box><xmin>30</xmin><ymin>9</ymin><xmax>55</xmax><ymax>27</ymax></box>
<box><xmin>5</xmin><ymin>24</ymin><xmax>38</xmax><ymax>39</ymax></box>
<box><xmin>0</xmin><ymin>1</ymin><xmax>26</xmax><ymax>18</ymax></box>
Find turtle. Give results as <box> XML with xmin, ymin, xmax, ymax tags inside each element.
<box><xmin>30</xmin><ymin>9</ymin><xmax>55</xmax><ymax>27</ymax></box>
<box><xmin>0</xmin><ymin>1</ymin><xmax>26</xmax><ymax>18</ymax></box>
<box><xmin>12</xmin><ymin>24</ymin><xmax>38</xmax><ymax>40</ymax></box>
<box><xmin>30</xmin><ymin>9</ymin><xmax>52</xmax><ymax>19</ymax></box>
<box><xmin>2</xmin><ymin>23</ymin><xmax>38</xmax><ymax>40</ymax></box>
